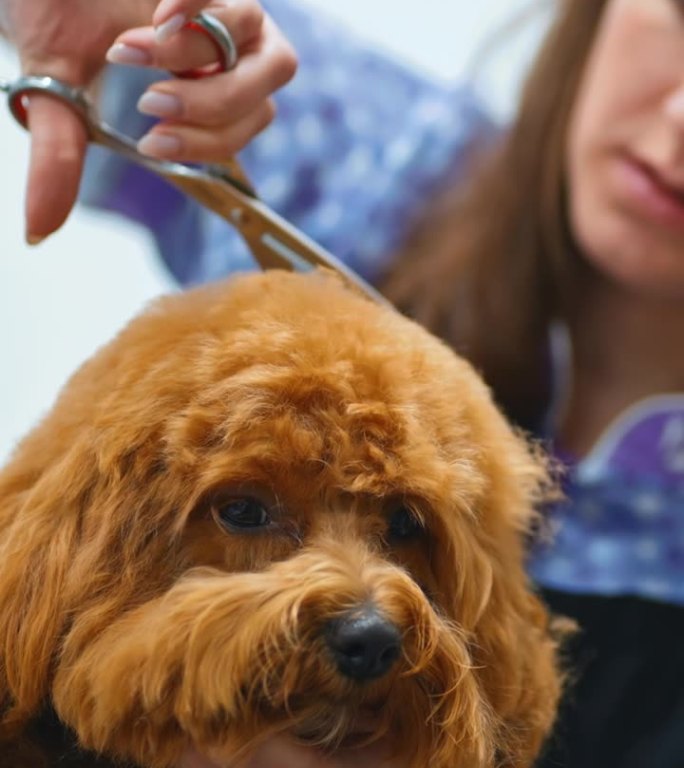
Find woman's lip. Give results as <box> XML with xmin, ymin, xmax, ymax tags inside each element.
<box><xmin>614</xmin><ymin>152</ymin><xmax>684</xmax><ymax>230</ymax></box>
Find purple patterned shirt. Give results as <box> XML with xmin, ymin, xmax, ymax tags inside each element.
<box><xmin>530</xmin><ymin>397</ymin><xmax>684</xmax><ymax>605</ymax></box>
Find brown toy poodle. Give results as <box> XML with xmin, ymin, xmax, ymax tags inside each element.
<box><xmin>0</xmin><ymin>271</ymin><xmax>564</xmax><ymax>768</ymax></box>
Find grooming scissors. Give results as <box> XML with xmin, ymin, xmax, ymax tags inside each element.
<box><xmin>1</xmin><ymin>74</ymin><xmax>386</xmax><ymax>304</ymax></box>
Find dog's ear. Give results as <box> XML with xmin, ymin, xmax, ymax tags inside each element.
<box><xmin>431</xmin><ymin>417</ymin><xmax>565</xmax><ymax>767</ymax></box>
<box><xmin>469</xmin><ymin>432</ymin><xmax>565</xmax><ymax>766</ymax></box>
<box><xmin>0</xmin><ymin>440</ymin><xmax>90</xmax><ymax>731</ymax></box>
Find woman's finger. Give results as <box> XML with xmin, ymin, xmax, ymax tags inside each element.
<box><xmin>242</xmin><ymin>737</ymin><xmax>329</xmax><ymax>768</ymax></box>
<box><xmin>137</xmin><ymin>98</ymin><xmax>276</xmax><ymax>161</ymax></box>
<box><xmin>136</xmin><ymin>19</ymin><xmax>297</xmax><ymax>128</ymax></box>
<box><xmin>153</xmin><ymin>0</ymin><xmax>236</xmax><ymax>41</ymax></box>
<box><xmin>179</xmin><ymin>736</ymin><xmax>409</xmax><ymax>768</ymax></box>
<box><xmin>107</xmin><ymin>0</ymin><xmax>265</xmax><ymax>73</ymax></box>
<box><xmin>24</xmin><ymin>96</ymin><xmax>88</xmax><ymax>243</ymax></box>
<box><xmin>181</xmin><ymin>737</ymin><xmax>327</xmax><ymax>768</ymax></box>
<box><xmin>179</xmin><ymin>746</ymin><xmax>223</xmax><ymax>768</ymax></box>
<box><xmin>242</xmin><ymin>736</ymin><xmax>406</xmax><ymax>768</ymax></box>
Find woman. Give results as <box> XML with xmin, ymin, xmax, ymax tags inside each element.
<box><xmin>6</xmin><ymin>0</ymin><xmax>684</xmax><ymax>766</ymax></box>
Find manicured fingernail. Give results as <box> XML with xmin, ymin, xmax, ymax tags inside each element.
<box><xmin>155</xmin><ymin>13</ymin><xmax>186</xmax><ymax>44</ymax></box>
<box><xmin>138</xmin><ymin>132</ymin><xmax>182</xmax><ymax>157</ymax></box>
<box><xmin>137</xmin><ymin>91</ymin><xmax>183</xmax><ymax>118</ymax></box>
<box><xmin>106</xmin><ymin>43</ymin><xmax>152</xmax><ymax>66</ymax></box>
<box><xmin>26</xmin><ymin>234</ymin><xmax>45</xmax><ymax>246</ymax></box>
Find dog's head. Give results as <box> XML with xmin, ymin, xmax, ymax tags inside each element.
<box><xmin>0</xmin><ymin>271</ymin><xmax>562</xmax><ymax>767</ymax></box>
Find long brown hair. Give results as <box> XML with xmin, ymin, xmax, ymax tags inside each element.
<box><xmin>382</xmin><ymin>0</ymin><xmax>607</xmax><ymax>428</ymax></box>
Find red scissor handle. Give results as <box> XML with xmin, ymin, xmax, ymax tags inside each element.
<box><xmin>9</xmin><ymin>90</ymin><xmax>29</xmax><ymax>127</ymax></box>
<box><xmin>173</xmin><ymin>20</ymin><xmax>232</xmax><ymax>79</ymax></box>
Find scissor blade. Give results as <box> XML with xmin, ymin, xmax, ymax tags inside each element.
<box><xmin>249</xmin><ymin>211</ymin><xmax>389</xmax><ymax>305</ymax></box>
<box><xmin>260</xmin><ymin>233</ymin><xmax>389</xmax><ymax>305</ymax></box>
<box><xmin>170</xmin><ymin>170</ymin><xmax>388</xmax><ymax>305</ymax></box>
<box><xmin>252</xmin><ymin>233</ymin><xmax>315</xmax><ymax>272</ymax></box>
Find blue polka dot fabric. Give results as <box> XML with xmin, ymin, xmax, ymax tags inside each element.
<box><xmin>81</xmin><ymin>0</ymin><xmax>493</xmax><ymax>286</ymax></box>
<box><xmin>529</xmin><ymin>397</ymin><xmax>684</xmax><ymax>605</ymax></box>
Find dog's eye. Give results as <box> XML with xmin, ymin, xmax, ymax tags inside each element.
<box><xmin>213</xmin><ymin>497</ymin><xmax>271</xmax><ymax>531</ymax></box>
<box><xmin>387</xmin><ymin>505</ymin><xmax>423</xmax><ymax>542</ymax></box>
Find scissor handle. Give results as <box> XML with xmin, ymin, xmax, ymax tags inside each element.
<box><xmin>5</xmin><ymin>75</ymin><xmax>93</xmax><ymax>132</ymax></box>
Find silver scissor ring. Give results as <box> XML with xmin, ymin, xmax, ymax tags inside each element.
<box><xmin>193</xmin><ymin>11</ymin><xmax>239</xmax><ymax>72</ymax></box>
<box><xmin>5</xmin><ymin>75</ymin><xmax>93</xmax><ymax>130</ymax></box>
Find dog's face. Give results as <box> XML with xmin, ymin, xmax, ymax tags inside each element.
<box><xmin>0</xmin><ymin>272</ymin><xmax>562</xmax><ymax>768</ymax></box>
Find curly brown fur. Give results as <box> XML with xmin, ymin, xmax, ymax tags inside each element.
<box><xmin>0</xmin><ymin>271</ymin><xmax>565</xmax><ymax>767</ymax></box>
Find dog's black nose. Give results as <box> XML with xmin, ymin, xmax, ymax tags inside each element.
<box><xmin>325</xmin><ymin>608</ymin><xmax>401</xmax><ymax>681</ymax></box>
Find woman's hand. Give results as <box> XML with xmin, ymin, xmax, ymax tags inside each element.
<box><xmin>181</xmin><ymin>736</ymin><xmax>409</xmax><ymax>768</ymax></box>
<box><xmin>107</xmin><ymin>1</ymin><xmax>297</xmax><ymax>163</ymax></box>
<box><xmin>0</xmin><ymin>0</ymin><xmax>296</xmax><ymax>243</ymax></box>
<box><xmin>1</xmin><ymin>0</ymin><xmax>154</xmax><ymax>242</ymax></box>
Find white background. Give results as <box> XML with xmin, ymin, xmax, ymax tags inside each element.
<box><xmin>0</xmin><ymin>0</ymin><xmax>548</xmax><ymax>463</ymax></box>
